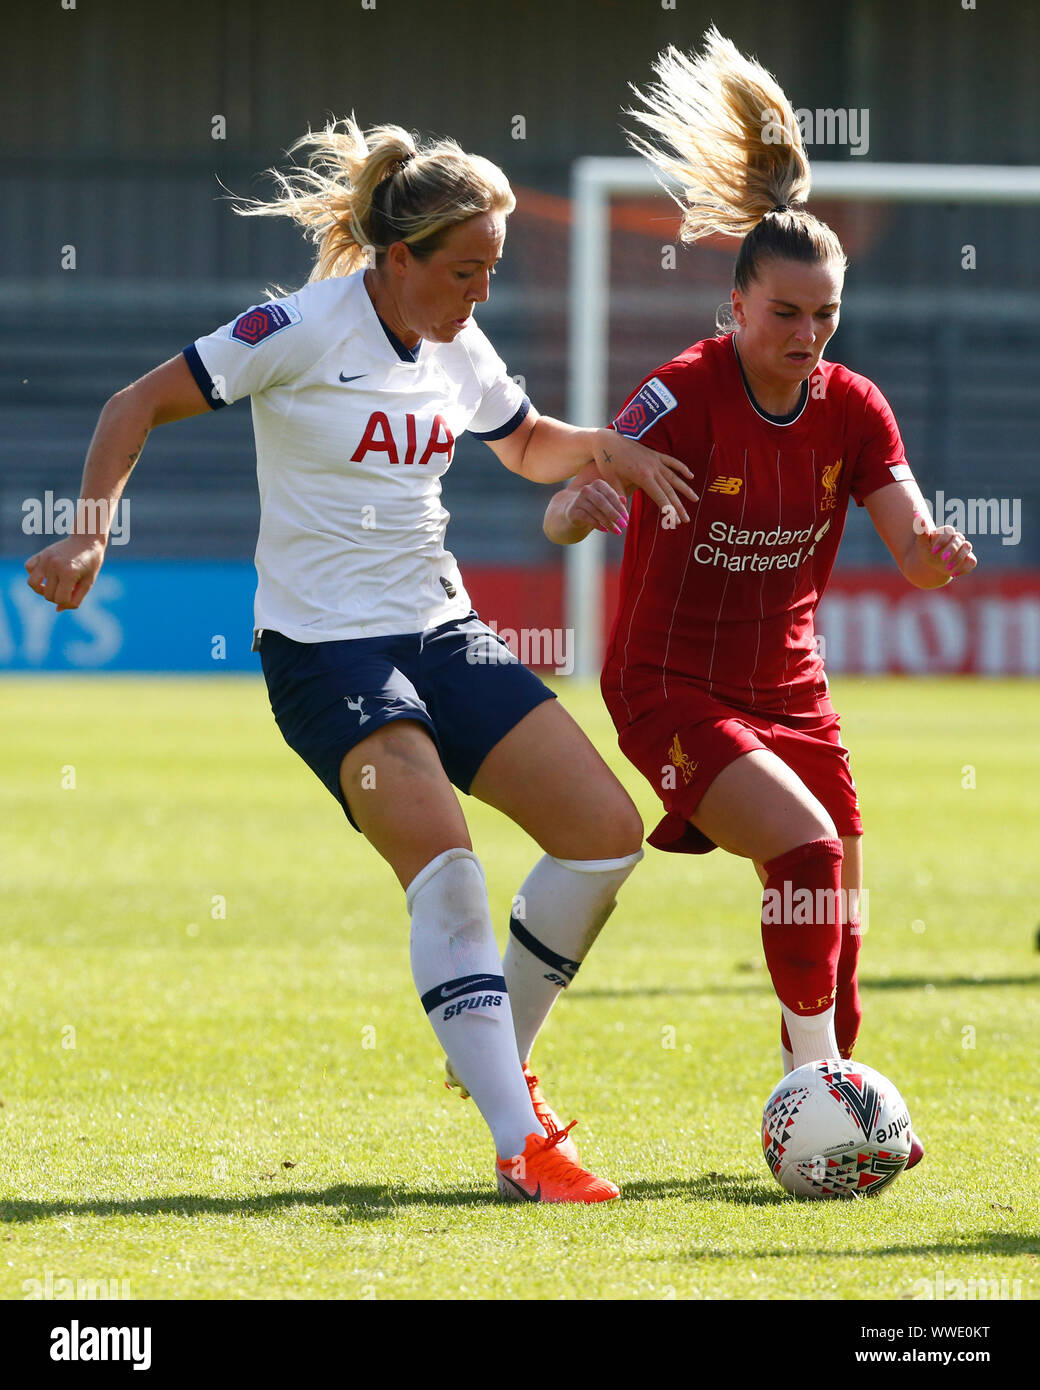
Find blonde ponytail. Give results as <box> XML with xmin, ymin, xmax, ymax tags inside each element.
<box><xmin>626</xmin><ymin>28</ymin><xmax>846</xmax><ymax>288</ymax></box>
<box><xmin>233</xmin><ymin>116</ymin><xmax>515</xmax><ymax>282</ymax></box>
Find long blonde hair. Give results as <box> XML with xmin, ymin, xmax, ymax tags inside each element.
<box><xmin>233</xmin><ymin>117</ymin><xmax>515</xmax><ymax>281</ymax></box>
<box><xmin>626</xmin><ymin>27</ymin><xmax>847</xmax><ymax>292</ymax></box>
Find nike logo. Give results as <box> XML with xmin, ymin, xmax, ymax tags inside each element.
<box><xmin>440</xmin><ymin>977</ymin><xmax>495</xmax><ymax>999</ymax></box>
<box><xmin>339</xmin><ymin>372</ymin><xmax>366</xmax><ymax>383</ymax></box>
<box><xmin>499</xmin><ymin>1173</ymin><xmax>541</xmax><ymax>1202</ymax></box>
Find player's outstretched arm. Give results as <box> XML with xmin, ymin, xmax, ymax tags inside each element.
<box><xmin>487</xmin><ymin>407</ymin><xmax>696</xmax><ymax>522</ymax></box>
<box><xmin>865</xmin><ymin>480</ymin><xmax>978</xmax><ymax>590</ymax></box>
<box><xmin>24</xmin><ymin>355</ymin><xmax>210</xmax><ymax>611</ymax></box>
<box><xmin>543</xmin><ymin>463</ymin><xmax>629</xmax><ymax>545</ymax></box>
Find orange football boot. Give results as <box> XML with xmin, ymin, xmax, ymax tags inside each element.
<box><xmin>496</xmin><ymin>1126</ymin><xmax>620</xmax><ymax>1204</ymax></box>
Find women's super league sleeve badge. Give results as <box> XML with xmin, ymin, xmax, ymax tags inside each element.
<box><xmin>230</xmin><ymin>301</ymin><xmax>302</xmax><ymax>347</ymax></box>
<box><xmin>612</xmin><ymin>376</ymin><xmax>679</xmax><ymax>439</ymax></box>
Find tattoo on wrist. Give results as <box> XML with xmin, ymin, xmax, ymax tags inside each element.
<box><xmin>601</xmin><ymin>449</ymin><xmax>613</xmax><ymax>464</ymax></box>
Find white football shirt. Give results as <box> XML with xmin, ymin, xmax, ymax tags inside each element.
<box><xmin>183</xmin><ymin>270</ymin><xmax>530</xmax><ymax>641</ymax></box>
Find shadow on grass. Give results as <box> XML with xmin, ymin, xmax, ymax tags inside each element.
<box><xmin>0</xmin><ymin>1173</ymin><xmax>787</xmax><ymax>1224</ymax></box>
<box><xmin>664</xmin><ymin>1233</ymin><xmax>1040</xmax><ymax>1261</ymax></box>
<box><xmin>622</xmin><ymin>1173</ymin><xmax>787</xmax><ymax>1206</ymax></box>
<box><xmin>862</xmin><ymin>975</ymin><xmax>1040</xmax><ymax>991</ymax></box>
<box><xmin>571</xmin><ymin>984</ymin><xmax>768</xmax><ymax>1000</ymax></box>
<box><xmin>571</xmin><ymin>973</ymin><xmax>1040</xmax><ymax>1001</ymax></box>
<box><xmin>0</xmin><ymin>1183</ymin><xmax>496</xmax><ymax>1225</ymax></box>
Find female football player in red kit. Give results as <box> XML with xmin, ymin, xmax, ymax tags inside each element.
<box><xmin>545</xmin><ymin>31</ymin><xmax>977</xmax><ymax>1165</ymax></box>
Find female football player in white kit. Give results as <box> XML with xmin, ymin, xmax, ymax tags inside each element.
<box><xmin>25</xmin><ymin>119</ymin><xmax>696</xmax><ymax>1203</ymax></box>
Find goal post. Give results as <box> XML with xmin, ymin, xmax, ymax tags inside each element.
<box><xmin>565</xmin><ymin>158</ymin><xmax>1040</xmax><ymax>679</ymax></box>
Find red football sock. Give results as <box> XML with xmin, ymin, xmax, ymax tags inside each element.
<box><xmin>835</xmin><ymin>917</ymin><xmax>863</xmax><ymax>1057</ymax></box>
<box><xmin>761</xmin><ymin>838</ymin><xmax>843</xmax><ymax>1016</ymax></box>
<box><xmin>780</xmin><ymin>915</ymin><xmax>862</xmax><ymax>1058</ymax></box>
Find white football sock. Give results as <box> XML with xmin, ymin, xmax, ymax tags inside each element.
<box><xmin>407</xmin><ymin>847</ymin><xmax>539</xmax><ymax>1159</ymax></box>
<box><xmin>504</xmin><ymin>849</ymin><xmax>643</xmax><ymax>1063</ymax></box>
<box><xmin>781</xmin><ymin>1003</ymin><xmax>839</xmax><ymax>1070</ymax></box>
<box><xmin>780</xmin><ymin>1044</ymin><xmax>795</xmax><ymax>1077</ymax></box>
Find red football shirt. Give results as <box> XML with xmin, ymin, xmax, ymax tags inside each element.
<box><xmin>602</xmin><ymin>333</ymin><xmax>914</xmax><ymax>719</ymax></box>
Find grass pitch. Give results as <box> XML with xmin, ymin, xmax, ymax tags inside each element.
<box><xmin>0</xmin><ymin>675</ymin><xmax>1037</xmax><ymax>1301</ymax></box>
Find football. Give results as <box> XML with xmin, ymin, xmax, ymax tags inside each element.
<box><xmin>762</xmin><ymin>1059</ymin><xmax>913</xmax><ymax>1199</ymax></box>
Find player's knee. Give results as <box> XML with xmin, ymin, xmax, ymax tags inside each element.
<box><xmin>588</xmin><ymin>793</ymin><xmax>644</xmax><ymax>859</ymax></box>
<box><xmin>543</xmin><ymin>776</ymin><xmax>642</xmax><ymax>859</ymax></box>
<box><xmin>785</xmin><ymin>808</ymin><xmax>838</xmax><ymax>853</ymax></box>
<box><xmin>813</xmin><ymin>812</ymin><xmax>839</xmax><ymax>844</ymax></box>
<box><xmin>616</xmin><ymin>805</ymin><xmax>645</xmax><ymax>858</ymax></box>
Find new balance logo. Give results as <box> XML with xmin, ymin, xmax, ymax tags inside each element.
<box><xmin>345</xmin><ymin>696</ymin><xmax>369</xmax><ymax>724</ymax></box>
<box><xmin>707</xmin><ymin>475</ymin><xmax>743</xmax><ymax>494</ymax></box>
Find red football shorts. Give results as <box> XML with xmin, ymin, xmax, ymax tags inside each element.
<box><xmin>605</xmin><ymin>681</ymin><xmax>863</xmax><ymax>855</ymax></box>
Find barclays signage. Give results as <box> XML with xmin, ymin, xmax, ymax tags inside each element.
<box><xmin>0</xmin><ymin>562</ymin><xmax>259</xmax><ymax>671</ymax></box>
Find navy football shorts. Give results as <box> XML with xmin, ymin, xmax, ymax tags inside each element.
<box><xmin>257</xmin><ymin>611</ymin><xmax>557</xmax><ymax>829</ymax></box>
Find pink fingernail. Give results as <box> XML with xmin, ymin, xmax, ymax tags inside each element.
<box><xmin>619</xmin><ymin>519</ymin><xmax>628</xmax><ymax>530</ymax></box>
<box><xmin>942</xmin><ymin>549</ymin><xmax>951</xmax><ymax>561</ymax></box>
<box><xmin>612</xmin><ymin>524</ymin><xmax>623</xmax><ymax>535</ymax></box>
<box><xmin>930</xmin><ymin>544</ymin><xmax>941</xmax><ymax>555</ymax></box>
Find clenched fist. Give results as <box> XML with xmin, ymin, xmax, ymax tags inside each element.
<box><xmin>25</xmin><ymin>536</ymin><xmax>106</xmax><ymax>612</ymax></box>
